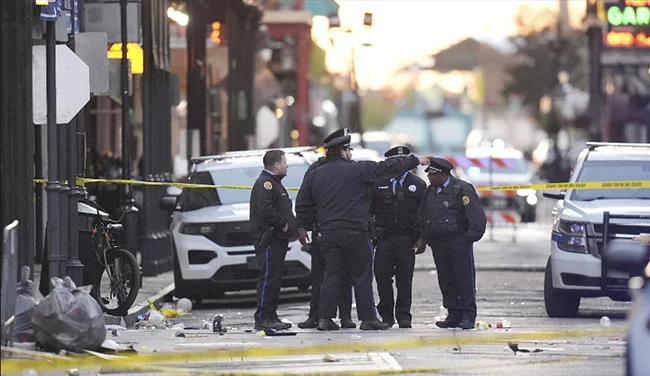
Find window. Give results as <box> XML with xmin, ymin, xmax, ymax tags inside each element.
<box><xmin>180</xmin><ymin>158</ymin><xmax>311</xmax><ymax>211</ymax></box>
<box><xmin>180</xmin><ymin>171</ymin><xmax>220</xmax><ymax>212</ymax></box>
<box><xmin>571</xmin><ymin>159</ymin><xmax>650</xmax><ymax>201</ymax></box>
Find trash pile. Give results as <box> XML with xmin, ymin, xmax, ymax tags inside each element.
<box><xmin>133</xmin><ymin>299</ymin><xmax>192</xmax><ymax>330</ymax></box>
<box><xmin>13</xmin><ymin>266</ymin><xmax>43</xmax><ymax>343</ymax></box>
<box><xmin>31</xmin><ymin>277</ymin><xmax>106</xmax><ymax>353</ymax></box>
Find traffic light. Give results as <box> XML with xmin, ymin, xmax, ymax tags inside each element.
<box><xmin>210</xmin><ymin>22</ymin><xmax>222</xmax><ymax>45</ymax></box>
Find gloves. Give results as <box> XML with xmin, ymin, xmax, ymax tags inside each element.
<box><xmin>414</xmin><ymin>238</ymin><xmax>426</xmax><ymax>255</ymax></box>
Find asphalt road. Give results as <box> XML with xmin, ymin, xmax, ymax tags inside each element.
<box><xmin>14</xmin><ymin>224</ymin><xmax>632</xmax><ymax>376</ymax></box>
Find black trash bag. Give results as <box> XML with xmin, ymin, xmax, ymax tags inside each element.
<box><xmin>13</xmin><ymin>266</ymin><xmax>44</xmax><ymax>342</ymax></box>
<box><xmin>32</xmin><ymin>277</ymin><xmax>106</xmax><ymax>352</ymax></box>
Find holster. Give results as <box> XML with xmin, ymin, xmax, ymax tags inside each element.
<box><xmin>259</xmin><ymin>226</ymin><xmax>275</xmax><ymax>249</ymax></box>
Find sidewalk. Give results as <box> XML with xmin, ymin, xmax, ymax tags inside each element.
<box><xmin>415</xmin><ymin>223</ymin><xmax>551</xmax><ymax>272</ymax></box>
<box><xmin>33</xmin><ymin>264</ymin><xmax>175</xmax><ymax>328</ymax></box>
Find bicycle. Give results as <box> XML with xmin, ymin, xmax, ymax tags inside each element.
<box><xmin>85</xmin><ymin>199</ymin><xmax>141</xmax><ymax>316</ymax></box>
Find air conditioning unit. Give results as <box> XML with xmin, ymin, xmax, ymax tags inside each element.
<box><xmin>82</xmin><ymin>1</ymin><xmax>141</xmax><ymax>44</ymax></box>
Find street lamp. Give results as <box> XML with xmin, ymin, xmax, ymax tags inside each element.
<box><xmin>328</xmin><ymin>12</ymin><xmax>373</xmax><ymax>146</ymax></box>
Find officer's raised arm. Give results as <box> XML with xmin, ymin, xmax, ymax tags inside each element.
<box><xmin>358</xmin><ymin>154</ymin><xmax>430</xmax><ymax>185</ymax></box>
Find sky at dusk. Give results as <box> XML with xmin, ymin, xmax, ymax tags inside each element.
<box><xmin>311</xmin><ymin>0</ymin><xmax>588</xmax><ymax>90</ymax></box>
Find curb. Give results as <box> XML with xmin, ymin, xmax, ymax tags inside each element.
<box><xmin>415</xmin><ymin>264</ymin><xmax>545</xmax><ymax>272</ymax></box>
<box><xmin>104</xmin><ymin>283</ymin><xmax>175</xmax><ymax>328</ymax></box>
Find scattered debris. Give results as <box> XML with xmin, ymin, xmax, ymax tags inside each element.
<box><xmin>213</xmin><ymin>314</ymin><xmax>225</xmax><ymax>333</ymax></box>
<box><xmin>64</xmin><ymin>368</ymin><xmax>79</xmax><ymax>376</ymax></box>
<box><xmin>174</xmin><ymin>331</ymin><xmax>186</xmax><ymax>338</ymax></box>
<box><xmin>600</xmin><ymin>316</ymin><xmax>611</xmax><ymax>328</ymax></box>
<box><xmin>507</xmin><ymin>342</ymin><xmax>543</xmax><ymax>355</ymax></box>
<box><xmin>105</xmin><ymin>324</ymin><xmax>126</xmax><ymax>331</ymax></box>
<box><xmin>176</xmin><ymin>298</ymin><xmax>193</xmax><ymax>313</ymax></box>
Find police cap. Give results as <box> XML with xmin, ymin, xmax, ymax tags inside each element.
<box><xmin>425</xmin><ymin>157</ymin><xmax>454</xmax><ymax>174</ymax></box>
<box><xmin>323</xmin><ymin>127</ymin><xmax>353</xmax><ymax>149</ymax></box>
<box><xmin>384</xmin><ymin>145</ymin><xmax>411</xmax><ymax>158</ymax></box>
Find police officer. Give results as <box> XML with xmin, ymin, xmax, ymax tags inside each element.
<box><xmin>297</xmin><ymin>128</ymin><xmax>431</xmax><ymax>331</ymax></box>
<box><xmin>296</xmin><ymin>155</ymin><xmax>355</xmax><ymax>330</ymax></box>
<box><xmin>418</xmin><ymin>157</ymin><xmax>486</xmax><ymax>330</ymax></box>
<box><xmin>370</xmin><ymin>146</ymin><xmax>426</xmax><ymax>328</ymax></box>
<box><xmin>250</xmin><ymin>150</ymin><xmax>297</xmax><ymax>331</ymax></box>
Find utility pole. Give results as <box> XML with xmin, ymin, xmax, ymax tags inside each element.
<box><xmin>66</xmin><ymin>0</ymin><xmax>83</xmax><ymax>284</ymax></box>
<box><xmin>45</xmin><ymin>18</ymin><xmax>64</xmax><ymax>285</ymax></box>
<box><xmin>117</xmin><ymin>0</ymin><xmax>139</xmax><ymax>255</ymax></box>
<box><xmin>585</xmin><ymin>0</ymin><xmax>603</xmax><ymax>142</ymax></box>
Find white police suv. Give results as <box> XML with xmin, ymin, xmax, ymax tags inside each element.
<box><xmin>543</xmin><ymin>142</ymin><xmax>650</xmax><ymax>317</ymax></box>
<box><xmin>162</xmin><ymin>147</ymin><xmax>321</xmax><ymax>304</ymax></box>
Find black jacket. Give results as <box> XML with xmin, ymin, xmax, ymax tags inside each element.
<box><xmin>296</xmin><ymin>157</ymin><xmax>326</xmax><ymax>231</ymax></box>
<box><xmin>418</xmin><ymin>176</ymin><xmax>486</xmax><ymax>243</ymax></box>
<box><xmin>249</xmin><ymin>170</ymin><xmax>297</xmax><ymax>241</ymax></box>
<box><xmin>296</xmin><ymin>155</ymin><xmax>419</xmax><ymax>233</ymax></box>
<box><xmin>370</xmin><ymin>171</ymin><xmax>426</xmax><ymax>237</ymax></box>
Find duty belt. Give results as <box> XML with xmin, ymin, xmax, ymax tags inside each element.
<box><xmin>376</xmin><ymin>227</ymin><xmax>416</xmax><ymax>237</ymax></box>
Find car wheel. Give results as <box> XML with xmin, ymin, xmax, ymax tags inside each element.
<box><xmin>544</xmin><ymin>257</ymin><xmax>580</xmax><ymax>317</ymax></box>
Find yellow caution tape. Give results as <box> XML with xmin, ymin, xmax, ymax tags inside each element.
<box><xmin>0</xmin><ymin>327</ymin><xmax>624</xmax><ymax>374</ymax></box>
<box><xmin>31</xmin><ymin>178</ymin><xmax>650</xmax><ymax>192</ymax></box>
<box><xmin>475</xmin><ymin>180</ymin><xmax>650</xmax><ymax>192</ymax></box>
<box><xmin>76</xmin><ymin>354</ymin><xmax>603</xmax><ymax>376</ymax></box>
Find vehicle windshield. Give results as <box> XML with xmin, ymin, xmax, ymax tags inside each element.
<box><xmin>570</xmin><ymin>159</ymin><xmax>650</xmax><ymax>201</ymax></box>
<box><xmin>210</xmin><ymin>161</ymin><xmax>309</xmax><ymax>205</ymax></box>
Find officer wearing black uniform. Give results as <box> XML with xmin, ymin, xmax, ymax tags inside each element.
<box><xmin>296</xmin><ymin>156</ymin><xmax>354</xmax><ymax>330</ymax></box>
<box><xmin>296</xmin><ymin>128</ymin><xmax>431</xmax><ymax>331</ymax></box>
<box><xmin>418</xmin><ymin>157</ymin><xmax>486</xmax><ymax>330</ymax></box>
<box><xmin>370</xmin><ymin>146</ymin><xmax>426</xmax><ymax>328</ymax></box>
<box><xmin>250</xmin><ymin>149</ymin><xmax>297</xmax><ymax>331</ymax></box>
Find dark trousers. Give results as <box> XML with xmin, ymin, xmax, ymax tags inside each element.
<box><xmin>308</xmin><ymin>238</ymin><xmax>353</xmax><ymax>319</ymax></box>
<box><xmin>430</xmin><ymin>236</ymin><xmax>477</xmax><ymax>322</ymax></box>
<box><xmin>374</xmin><ymin>235</ymin><xmax>416</xmax><ymax>323</ymax></box>
<box><xmin>254</xmin><ymin>237</ymin><xmax>288</xmax><ymax>321</ymax></box>
<box><xmin>318</xmin><ymin>230</ymin><xmax>377</xmax><ymax>321</ymax></box>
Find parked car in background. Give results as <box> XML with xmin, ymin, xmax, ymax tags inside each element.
<box><xmin>455</xmin><ymin>145</ymin><xmax>538</xmax><ymax>223</ymax></box>
<box><xmin>160</xmin><ymin>147</ymin><xmax>321</xmax><ymax>304</ymax></box>
<box><xmin>350</xmin><ymin>131</ymin><xmax>418</xmax><ymax>156</ymax></box>
<box><xmin>542</xmin><ymin>142</ymin><xmax>650</xmax><ymax>317</ymax></box>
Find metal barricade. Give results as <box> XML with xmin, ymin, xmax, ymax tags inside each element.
<box><xmin>1</xmin><ymin>220</ymin><xmax>19</xmax><ymax>346</ymax></box>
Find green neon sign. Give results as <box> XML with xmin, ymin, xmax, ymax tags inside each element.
<box><xmin>607</xmin><ymin>5</ymin><xmax>650</xmax><ymax>26</ymax></box>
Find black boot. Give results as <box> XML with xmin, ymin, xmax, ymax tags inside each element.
<box><xmin>317</xmin><ymin>318</ymin><xmax>340</xmax><ymax>331</ymax></box>
<box><xmin>340</xmin><ymin>318</ymin><xmax>357</xmax><ymax>329</ymax></box>
<box><xmin>398</xmin><ymin>320</ymin><xmax>412</xmax><ymax>328</ymax></box>
<box><xmin>255</xmin><ymin>318</ymin><xmax>291</xmax><ymax>331</ymax></box>
<box><xmin>435</xmin><ymin>314</ymin><xmax>461</xmax><ymax>329</ymax></box>
<box><xmin>458</xmin><ymin>319</ymin><xmax>475</xmax><ymax>330</ymax></box>
<box><xmin>298</xmin><ymin>317</ymin><xmax>318</xmax><ymax>329</ymax></box>
<box><xmin>360</xmin><ymin>320</ymin><xmax>390</xmax><ymax>330</ymax></box>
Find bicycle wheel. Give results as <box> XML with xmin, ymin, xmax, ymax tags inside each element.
<box><xmin>92</xmin><ymin>247</ymin><xmax>141</xmax><ymax>316</ymax></box>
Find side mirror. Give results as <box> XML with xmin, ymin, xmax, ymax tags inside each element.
<box><xmin>543</xmin><ymin>191</ymin><xmax>565</xmax><ymax>200</ymax></box>
<box><xmin>603</xmin><ymin>240</ymin><xmax>650</xmax><ymax>275</ymax></box>
<box><xmin>159</xmin><ymin>196</ymin><xmax>178</xmax><ymax>212</ymax></box>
